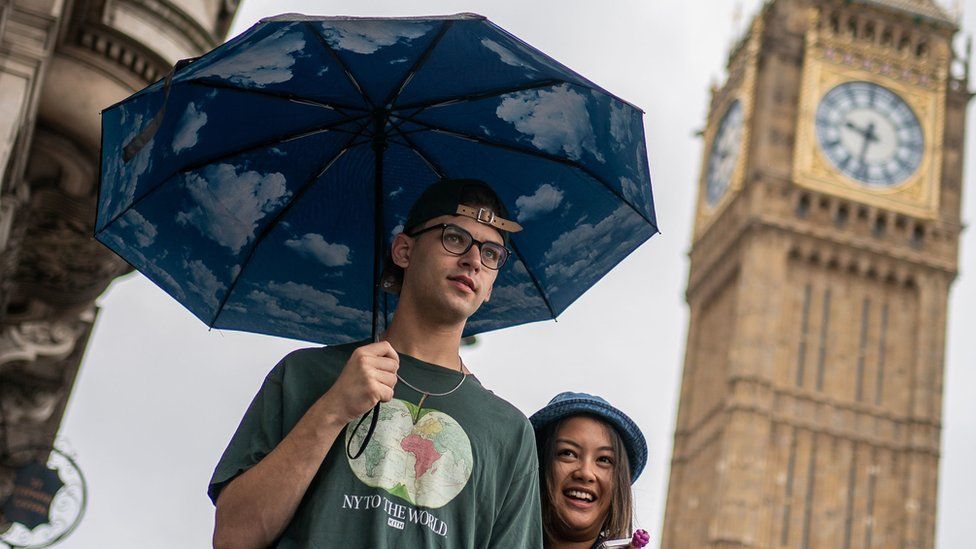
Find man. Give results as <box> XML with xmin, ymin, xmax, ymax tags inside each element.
<box><xmin>210</xmin><ymin>179</ymin><xmax>542</xmax><ymax>548</ymax></box>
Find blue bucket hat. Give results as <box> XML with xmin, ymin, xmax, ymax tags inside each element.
<box><xmin>529</xmin><ymin>391</ymin><xmax>647</xmax><ymax>483</ymax></box>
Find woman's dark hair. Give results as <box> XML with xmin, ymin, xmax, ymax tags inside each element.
<box><xmin>536</xmin><ymin>414</ymin><xmax>634</xmax><ymax>546</ymax></box>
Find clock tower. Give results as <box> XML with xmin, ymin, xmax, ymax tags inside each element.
<box><xmin>663</xmin><ymin>1</ymin><xmax>970</xmax><ymax>548</ymax></box>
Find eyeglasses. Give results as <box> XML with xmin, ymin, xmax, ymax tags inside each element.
<box><xmin>408</xmin><ymin>223</ymin><xmax>510</xmax><ymax>270</ymax></box>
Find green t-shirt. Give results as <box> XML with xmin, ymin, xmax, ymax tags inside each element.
<box><xmin>209</xmin><ymin>341</ymin><xmax>543</xmax><ymax>548</ymax></box>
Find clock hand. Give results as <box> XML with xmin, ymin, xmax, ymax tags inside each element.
<box><xmin>845</xmin><ymin>120</ymin><xmax>868</xmax><ymax>137</ymax></box>
<box><xmin>856</xmin><ymin>121</ymin><xmax>878</xmax><ymax>172</ymax></box>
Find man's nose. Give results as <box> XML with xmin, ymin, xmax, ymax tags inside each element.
<box><xmin>458</xmin><ymin>244</ymin><xmax>482</xmax><ymax>271</ymax></box>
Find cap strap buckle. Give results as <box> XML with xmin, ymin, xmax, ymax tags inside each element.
<box><xmin>455</xmin><ymin>205</ymin><xmax>523</xmax><ymax>233</ymax></box>
<box><xmin>476</xmin><ymin>207</ymin><xmax>496</xmax><ymax>225</ymax></box>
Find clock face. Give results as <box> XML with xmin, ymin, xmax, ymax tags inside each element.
<box><xmin>815</xmin><ymin>81</ymin><xmax>924</xmax><ymax>187</ymax></box>
<box><xmin>705</xmin><ymin>100</ymin><xmax>744</xmax><ymax>205</ymax></box>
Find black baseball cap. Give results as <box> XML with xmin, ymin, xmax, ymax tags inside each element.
<box><xmin>402</xmin><ymin>178</ymin><xmax>522</xmax><ymax>238</ymax></box>
<box><xmin>381</xmin><ymin>178</ymin><xmax>522</xmax><ymax>293</ymax></box>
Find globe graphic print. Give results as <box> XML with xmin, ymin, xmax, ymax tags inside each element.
<box><xmin>345</xmin><ymin>399</ymin><xmax>474</xmax><ymax>509</ymax></box>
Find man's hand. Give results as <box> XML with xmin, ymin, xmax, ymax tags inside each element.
<box><xmin>213</xmin><ymin>343</ymin><xmax>399</xmax><ymax>548</ymax></box>
<box><xmin>323</xmin><ymin>341</ymin><xmax>399</xmax><ymax>423</ymax></box>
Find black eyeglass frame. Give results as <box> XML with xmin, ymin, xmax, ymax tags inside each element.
<box><xmin>407</xmin><ymin>223</ymin><xmax>510</xmax><ymax>270</ymax></box>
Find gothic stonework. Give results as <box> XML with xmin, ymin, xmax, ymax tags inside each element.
<box><xmin>0</xmin><ymin>0</ymin><xmax>239</xmax><ymax>525</ymax></box>
<box><xmin>664</xmin><ymin>1</ymin><xmax>968</xmax><ymax>548</ymax></box>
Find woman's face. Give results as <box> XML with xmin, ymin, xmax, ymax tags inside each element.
<box><xmin>549</xmin><ymin>416</ymin><xmax>616</xmax><ymax>541</ymax></box>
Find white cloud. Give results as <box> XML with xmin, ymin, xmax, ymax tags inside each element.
<box><xmin>101</xmin><ymin>231</ymin><xmax>185</xmax><ymax>302</ymax></box>
<box><xmin>115</xmin><ymin>210</ymin><xmax>158</xmax><ymax>248</ymax></box>
<box><xmin>172</xmin><ymin>103</ymin><xmax>208</xmax><ymax>153</ymax></box>
<box><xmin>496</xmin><ymin>84</ymin><xmax>604</xmax><ymax>162</ymax></box>
<box><xmin>543</xmin><ymin>205</ymin><xmax>648</xmax><ymax>292</ymax></box>
<box><xmin>244</xmin><ymin>289</ymin><xmax>304</xmax><ymax>323</ymax></box>
<box><xmin>610</xmin><ymin>101</ymin><xmax>633</xmax><ymax>150</ymax></box>
<box><xmin>284</xmin><ymin>233</ymin><xmax>351</xmax><ymax>267</ymax></box>
<box><xmin>320</xmin><ymin>21</ymin><xmax>433</xmax><ymax>54</ymax></box>
<box><xmin>481</xmin><ymin>38</ymin><xmax>534</xmax><ymax>70</ymax></box>
<box><xmin>515</xmin><ymin>183</ymin><xmax>564</xmax><ymax>222</ymax></box>
<box><xmin>620</xmin><ymin>176</ymin><xmax>643</xmax><ymax>207</ymax></box>
<box><xmin>264</xmin><ymin>281</ymin><xmax>370</xmax><ymax>327</ymax></box>
<box><xmin>101</xmin><ymin>109</ymin><xmax>156</xmax><ymax>223</ymax></box>
<box><xmin>183</xmin><ymin>259</ymin><xmax>223</xmax><ymax>309</ymax></box>
<box><xmin>176</xmin><ymin>164</ymin><xmax>291</xmax><ymax>253</ymax></box>
<box><xmin>195</xmin><ymin>28</ymin><xmax>305</xmax><ymax>86</ymax></box>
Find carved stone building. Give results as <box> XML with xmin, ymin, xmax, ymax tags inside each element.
<box><xmin>0</xmin><ymin>0</ymin><xmax>238</xmax><ymax>528</ymax></box>
<box><xmin>663</xmin><ymin>1</ymin><xmax>969</xmax><ymax>547</ymax></box>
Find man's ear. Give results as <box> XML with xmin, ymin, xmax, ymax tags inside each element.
<box><xmin>391</xmin><ymin>233</ymin><xmax>412</xmax><ymax>268</ymax></box>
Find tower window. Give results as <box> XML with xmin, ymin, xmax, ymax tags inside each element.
<box><xmin>916</xmin><ymin>41</ymin><xmax>928</xmax><ymax>57</ymax></box>
<box><xmin>898</xmin><ymin>35</ymin><xmax>911</xmax><ymax>53</ymax></box>
<box><xmin>834</xmin><ymin>205</ymin><xmax>849</xmax><ymax>227</ymax></box>
<box><xmin>881</xmin><ymin>27</ymin><xmax>893</xmax><ymax>46</ymax></box>
<box><xmin>864</xmin><ymin>22</ymin><xmax>876</xmax><ymax>41</ymax></box>
<box><xmin>796</xmin><ymin>194</ymin><xmax>811</xmax><ymax>218</ymax></box>
<box><xmin>872</xmin><ymin>215</ymin><xmax>887</xmax><ymax>237</ymax></box>
<box><xmin>829</xmin><ymin>13</ymin><xmax>840</xmax><ymax>33</ymax></box>
<box><xmin>910</xmin><ymin>224</ymin><xmax>925</xmax><ymax>248</ymax></box>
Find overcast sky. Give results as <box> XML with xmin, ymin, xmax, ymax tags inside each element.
<box><xmin>40</xmin><ymin>1</ymin><xmax>976</xmax><ymax>547</ymax></box>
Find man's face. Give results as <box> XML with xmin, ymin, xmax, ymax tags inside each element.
<box><xmin>397</xmin><ymin>213</ymin><xmax>503</xmax><ymax>324</ymax></box>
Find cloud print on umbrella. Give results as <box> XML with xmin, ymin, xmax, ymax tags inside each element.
<box><xmin>175</xmin><ymin>164</ymin><xmax>291</xmax><ymax>254</ymax></box>
<box><xmin>543</xmin><ymin>205</ymin><xmax>649</xmax><ymax>295</ymax></box>
<box><xmin>609</xmin><ymin>101</ymin><xmax>634</xmax><ymax>151</ymax></box>
<box><xmin>481</xmin><ymin>38</ymin><xmax>536</xmax><ymax>72</ymax></box>
<box><xmin>96</xmin><ymin>14</ymin><xmax>658</xmax><ymax>345</ymax></box>
<box><xmin>320</xmin><ymin>20</ymin><xmax>434</xmax><ymax>54</ymax></box>
<box><xmin>620</xmin><ymin>176</ymin><xmax>646</xmax><ymax>207</ymax></box>
<box><xmin>466</xmin><ymin>263</ymin><xmax>550</xmax><ymax>333</ymax></box>
<box><xmin>516</xmin><ymin>184</ymin><xmax>564</xmax><ymax>223</ymax></box>
<box><xmin>112</xmin><ymin>210</ymin><xmax>158</xmax><ymax>248</ymax></box>
<box><xmin>100</xmin><ymin>109</ymin><xmax>155</xmax><ymax>223</ymax></box>
<box><xmin>285</xmin><ymin>234</ymin><xmax>352</xmax><ymax>267</ymax></box>
<box><xmin>194</xmin><ymin>27</ymin><xmax>305</xmax><ymax>86</ymax></box>
<box><xmin>496</xmin><ymin>84</ymin><xmax>604</xmax><ymax>162</ymax></box>
<box><xmin>172</xmin><ymin>102</ymin><xmax>208</xmax><ymax>153</ymax></box>
<box><xmin>183</xmin><ymin>259</ymin><xmax>224</xmax><ymax>309</ymax></box>
<box><xmin>232</xmin><ymin>281</ymin><xmax>370</xmax><ymax>333</ymax></box>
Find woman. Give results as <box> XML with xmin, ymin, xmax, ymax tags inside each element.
<box><xmin>530</xmin><ymin>392</ymin><xmax>650</xmax><ymax>549</ymax></box>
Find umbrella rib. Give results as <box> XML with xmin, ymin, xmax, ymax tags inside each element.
<box><xmin>383</xmin><ymin>20</ymin><xmax>455</xmax><ymax>106</ymax></box>
<box><xmin>392</xmin><ymin>79</ymin><xmax>564</xmax><ymax>112</ymax></box>
<box><xmin>389</xmin><ymin>126</ymin><xmax>448</xmax><ymax>179</ymax></box>
<box><xmin>209</xmin><ymin>134</ymin><xmax>363</xmax><ymax>328</ymax></box>
<box><xmin>395</xmin><ymin>118</ymin><xmax>657</xmax><ymax>229</ymax></box>
<box><xmin>187</xmin><ymin>79</ymin><xmax>366</xmax><ymax>115</ymax></box>
<box><xmin>305</xmin><ymin>21</ymin><xmax>375</xmax><ymax>109</ymax></box>
<box><xmin>97</xmin><ymin>114</ymin><xmax>369</xmax><ymax>234</ymax></box>
<box><xmin>508</xmin><ymin>239</ymin><xmax>558</xmax><ymax>320</ymax></box>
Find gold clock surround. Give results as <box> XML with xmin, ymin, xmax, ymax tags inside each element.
<box><xmin>793</xmin><ymin>38</ymin><xmax>945</xmax><ymax>219</ymax></box>
<box><xmin>694</xmin><ymin>17</ymin><xmax>762</xmax><ymax>238</ymax></box>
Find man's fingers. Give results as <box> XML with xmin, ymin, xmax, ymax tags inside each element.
<box><xmin>374</xmin><ymin>370</ymin><xmax>398</xmax><ymax>389</ymax></box>
<box><xmin>364</xmin><ymin>356</ymin><xmax>399</xmax><ymax>373</ymax></box>
<box><xmin>359</xmin><ymin>341</ymin><xmax>399</xmax><ymax>362</ymax></box>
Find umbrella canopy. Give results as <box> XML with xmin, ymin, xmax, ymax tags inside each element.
<box><xmin>96</xmin><ymin>13</ymin><xmax>658</xmax><ymax>344</ymax></box>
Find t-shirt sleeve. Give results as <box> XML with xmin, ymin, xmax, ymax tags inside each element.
<box><xmin>488</xmin><ymin>423</ymin><xmax>544</xmax><ymax>548</ymax></box>
<box><xmin>207</xmin><ymin>364</ymin><xmax>285</xmax><ymax>504</ymax></box>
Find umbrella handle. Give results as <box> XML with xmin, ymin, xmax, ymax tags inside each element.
<box><xmin>345</xmin><ymin>403</ymin><xmax>380</xmax><ymax>459</ymax></box>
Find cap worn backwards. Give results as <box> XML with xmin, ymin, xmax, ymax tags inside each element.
<box><xmin>381</xmin><ymin>178</ymin><xmax>522</xmax><ymax>294</ymax></box>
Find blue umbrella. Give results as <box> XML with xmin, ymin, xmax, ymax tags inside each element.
<box><xmin>95</xmin><ymin>13</ymin><xmax>658</xmax><ymax>345</ymax></box>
